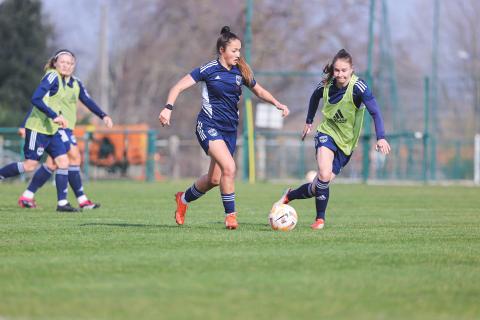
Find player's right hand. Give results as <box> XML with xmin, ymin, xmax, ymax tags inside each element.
<box><xmin>17</xmin><ymin>127</ymin><xmax>26</xmax><ymax>138</ymax></box>
<box><xmin>159</xmin><ymin>108</ymin><xmax>172</xmax><ymax>127</ymax></box>
<box><xmin>53</xmin><ymin>115</ymin><xmax>68</xmax><ymax>128</ymax></box>
<box><xmin>301</xmin><ymin>123</ymin><xmax>312</xmax><ymax>141</ymax></box>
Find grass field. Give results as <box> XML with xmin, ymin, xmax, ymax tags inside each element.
<box><xmin>1</xmin><ymin>180</ymin><xmax>479</xmax><ymax>320</ymax></box>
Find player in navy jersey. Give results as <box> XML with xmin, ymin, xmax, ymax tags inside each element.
<box><xmin>273</xmin><ymin>49</ymin><xmax>391</xmax><ymax>230</ymax></box>
<box><xmin>159</xmin><ymin>26</ymin><xmax>289</xmax><ymax>229</ymax></box>
<box><xmin>16</xmin><ymin>49</ymin><xmax>113</xmax><ymax>210</ymax></box>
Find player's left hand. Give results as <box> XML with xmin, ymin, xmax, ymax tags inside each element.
<box><xmin>375</xmin><ymin>138</ymin><xmax>391</xmax><ymax>155</ymax></box>
<box><xmin>159</xmin><ymin>108</ymin><xmax>172</xmax><ymax>127</ymax></box>
<box><xmin>276</xmin><ymin>104</ymin><xmax>289</xmax><ymax>117</ymax></box>
<box><xmin>103</xmin><ymin>116</ymin><xmax>113</xmax><ymax>128</ymax></box>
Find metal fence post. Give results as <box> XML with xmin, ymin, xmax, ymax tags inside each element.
<box><xmin>146</xmin><ymin>130</ymin><xmax>156</xmax><ymax>182</ymax></box>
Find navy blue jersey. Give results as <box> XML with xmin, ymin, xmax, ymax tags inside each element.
<box><xmin>306</xmin><ymin>78</ymin><xmax>386</xmax><ymax>139</ymax></box>
<box><xmin>190</xmin><ymin>59</ymin><xmax>256</xmax><ymax>132</ymax></box>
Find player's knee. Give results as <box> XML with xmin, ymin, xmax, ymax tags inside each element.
<box><xmin>222</xmin><ymin>164</ymin><xmax>236</xmax><ymax>178</ymax></box>
<box><xmin>55</xmin><ymin>156</ymin><xmax>69</xmax><ymax>169</ymax></box>
<box><xmin>46</xmin><ymin>163</ymin><xmax>58</xmax><ymax>171</ymax></box>
<box><xmin>68</xmin><ymin>151</ymin><xmax>81</xmax><ymax>165</ymax></box>
<box><xmin>317</xmin><ymin>170</ymin><xmax>332</xmax><ymax>182</ymax></box>
<box><xmin>209</xmin><ymin>176</ymin><xmax>221</xmax><ymax>187</ymax></box>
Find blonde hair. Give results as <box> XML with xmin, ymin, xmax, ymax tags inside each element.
<box><xmin>43</xmin><ymin>49</ymin><xmax>76</xmax><ymax>72</ymax></box>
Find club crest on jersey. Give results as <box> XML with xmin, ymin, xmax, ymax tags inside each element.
<box><xmin>36</xmin><ymin>147</ymin><xmax>45</xmax><ymax>156</ymax></box>
<box><xmin>235</xmin><ymin>75</ymin><xmax>242</xmax><ymax>86</ymax></box>
<box><xmin>319</xmin><ymin>135</ymin><xmax>328</xmax><ymax>143</ymax></box>
<box><xmin>208</xmin><ymin>128</ymin><xmax>218</xmax><ymax>137</ymax></box>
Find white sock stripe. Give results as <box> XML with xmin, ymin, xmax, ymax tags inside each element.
<box><xmin>315</xmin><ymin>181</ymin><xmax>329</xmax><ymax>189</ymax></box>
<box><xmin>56</xmin><ymin>169</ymin><xmax>68</xmax><ymax>175</ymax></box>
<box><xmin>307</xmin><ymin>183</ymin><xmax>314</xmax><ymax>197</ymax></box>
<box><xmin>190</xmin><ymin>186</ymin><xmax>204</xmax><ymax>197</ymax></box>
<box><xmin>42</xmin><ymin>164</ymin><xmax>53</xmax><ymax>173</ymax></box>
<box><xmin>68</xmin><ymin>166</ymin><xmax>81</xmax><ymax>172</ymax></box>
<box><xmin>17</xmin><ymin>162</ymin><xmax>25</xmax><ymax>173</ymax></box>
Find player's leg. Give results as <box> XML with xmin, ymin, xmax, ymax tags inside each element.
<box><xmin>174</xmin><ymin>159</ymin><xmax>221</xmax><ymax>225</ymax></box>
<box><xmin>48</xmin><ymin>133</ymin><xmax>78</xmax><ymax>212</ymax></box>
<box><xmin>0</xmin><ymin>129</ymin><xmax>41</xmax><ymax>180</ymax></box>
<box><xmin>311</xmin><ymin>146</ymin><xmax>335</xmax><ymax>229</ymax></box>
<box><xmin>19</xmin><ymin>156</ymin><xmax>56</xmax><ymax>208</ymax></box>
<box><xmin>67</xmin><ymin>143</ymin><xmax>99</xmax><ymax>209</ymax></box>
<box><xmin>207</xmin><ymin>139</ymin><xmax>238</xmax><ymax>229</ymax></box>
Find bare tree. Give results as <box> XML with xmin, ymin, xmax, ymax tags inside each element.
<box><xmin>89</xmin><ymin>0</ymin><xmax>371</xmax><ymax>136</ymax></box>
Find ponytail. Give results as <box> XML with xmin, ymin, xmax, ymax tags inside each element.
<box><xmin>237</xmin><ymin>56</ymin><xmax>254</xmax><ymax>87</ymax></box>
<box><xmin>216</xmin><ymin>26</ymin><xmax>253</xmax><ymax>86</ymax></box>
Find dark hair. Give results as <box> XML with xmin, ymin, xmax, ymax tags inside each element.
<box><xmin>322</xmin><ymin>49</ymin><xmax>353</xmax><ymax>85</ymax></box>
<box><xmin>44</xmin><ymin>49</ymin><xmax>76</xmax><ymax>71</ymax></box>
<box><xmin>216</xmin><ymin>26</ymin><xmax>254</xmax><ymax>87</ymax></box>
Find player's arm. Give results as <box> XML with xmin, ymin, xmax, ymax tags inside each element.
<box><xmin>302</xmin><ymin>85</ymin><xmax>323</xmax><ymax>140</ymax></box>
<box><xmin>159</xmin><ymin>74</ymin><xmax>196</xmax><ymax>127</ymax></box>
<box><xmin>77</xmin><ymin>79</ymin><xmax>112</xmax><ymax>128</ymax></box>
<box><xmin>31</xmin><ymin>74</ymin><xmax>60</xmax><ymax>120</ymax></box>
<box><xmin>249</xmin><ymin>82</ymin><xmax>289</xmax><ymax>117</ymax></box>
<box><xmin>357</xmin><ymin>79</ymin><xmax>390</xmax><ymax>155</ymax></box>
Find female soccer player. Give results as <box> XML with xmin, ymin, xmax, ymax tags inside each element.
<box><xmin>158</xmin><ymin>26</ymin><xmax>289</xmax><ymax>229</ymax></box>
<box><xmin>274</xmin><ymin>49</ymin><xmax>391</xmax><ymax>230</ymax></box>
<box><xmin>0</xmin><ymin>51</ymin><xmax>79</xmax><ymax>211</ymax></box>
<box><xmin>17</xmin><ymin>49</ymin><xmax>113</xmax><ymax>210</ymax></box>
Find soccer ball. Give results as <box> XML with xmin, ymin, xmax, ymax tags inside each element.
<box><xmin>269</xmin><ymin>204</ymin><xmax>298</xmax><ymax>231</ymax></box>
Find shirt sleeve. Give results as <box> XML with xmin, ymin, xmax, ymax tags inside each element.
<box><xmin>355</xmin><ymin>79</ymin><xmax>386</xmax><ymax>140</ymax></box>
<box><xmin>190</xmin><ymin>67</ymin><xmax>204</xmax><ymax>82</ymax></box>
<box><xmin>306</xmin><ymin>85</ymin><xmax>323</xmax><ymax>124</ymax></box>
<box><xmin>30</xmin><ymin>72</ymin><xmax>59</xmax><ymax>119</ymax></box>
<box><xmin>77</xmin><ymin>79</ymin><xmax>107</xmax><ymax>119</ymax></box>
<box><xmin>243</xmin><ymin>76</ymin><xmax>256</xmax><ymax>88</ymax></box>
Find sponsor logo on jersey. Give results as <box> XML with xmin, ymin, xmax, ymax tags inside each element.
<box><xmin>333</xmin><ymin>109</ymin><xmax>347</xmax><ymax>123</ymax></box>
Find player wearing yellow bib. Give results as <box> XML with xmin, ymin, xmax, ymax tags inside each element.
<box><xmin>0</xmin><ymin>51</ymin><xmax>75</xmax><ymax>211</ymax></box>
<box><xmin>274</xmin><ymin>49</ymin><xmax>391</xmax><ymax>229</ymax></box>
<box><xmin>17</xmin><ymin>49</ymin><xmax>113</xmax><ymax>210</ymax></box>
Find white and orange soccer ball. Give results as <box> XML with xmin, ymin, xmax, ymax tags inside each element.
<box><xmin>269</xmin><ymin>204</ymin><xmax>298</xmax><ymax>231</ymax></box>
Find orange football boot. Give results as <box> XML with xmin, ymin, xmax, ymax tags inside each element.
<box><xmin>224</xmin><ymin>212</ymin><xmax>238</xmax><ymax>230</ymax></box>
<box><xmin>310</xmin><ymin>218</ymin><xmax>325</xmax><ymax>230</ymax></box>
<box><xmin>174</xmin><ymin>192</ymin><xmax>188</xmax><ymax>225</ymax></box>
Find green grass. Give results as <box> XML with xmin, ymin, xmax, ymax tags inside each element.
<box><xmin>1</xmin><ymin>181</ymin><xmax>479</xmax><ymax>320</ymax></box>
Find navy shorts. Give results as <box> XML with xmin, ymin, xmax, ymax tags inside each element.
<box><xmin>314</xmin><ymin>132</ymin><xmax>352</xmax><ymax>175</ymax></box>
<box><xmin>56</xmin><ymin>128</ymin><xmax>77</xmax><ymax>152</ymax></box>
<box><xmin>24</xmin><ymin>129</ymin><xmax>68</xmax><ymax>161</ymax></box>
<box><xmin>195</xmin><ymin>120</ymin><xmax>237</xmax><ymax>156</ymax></box>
